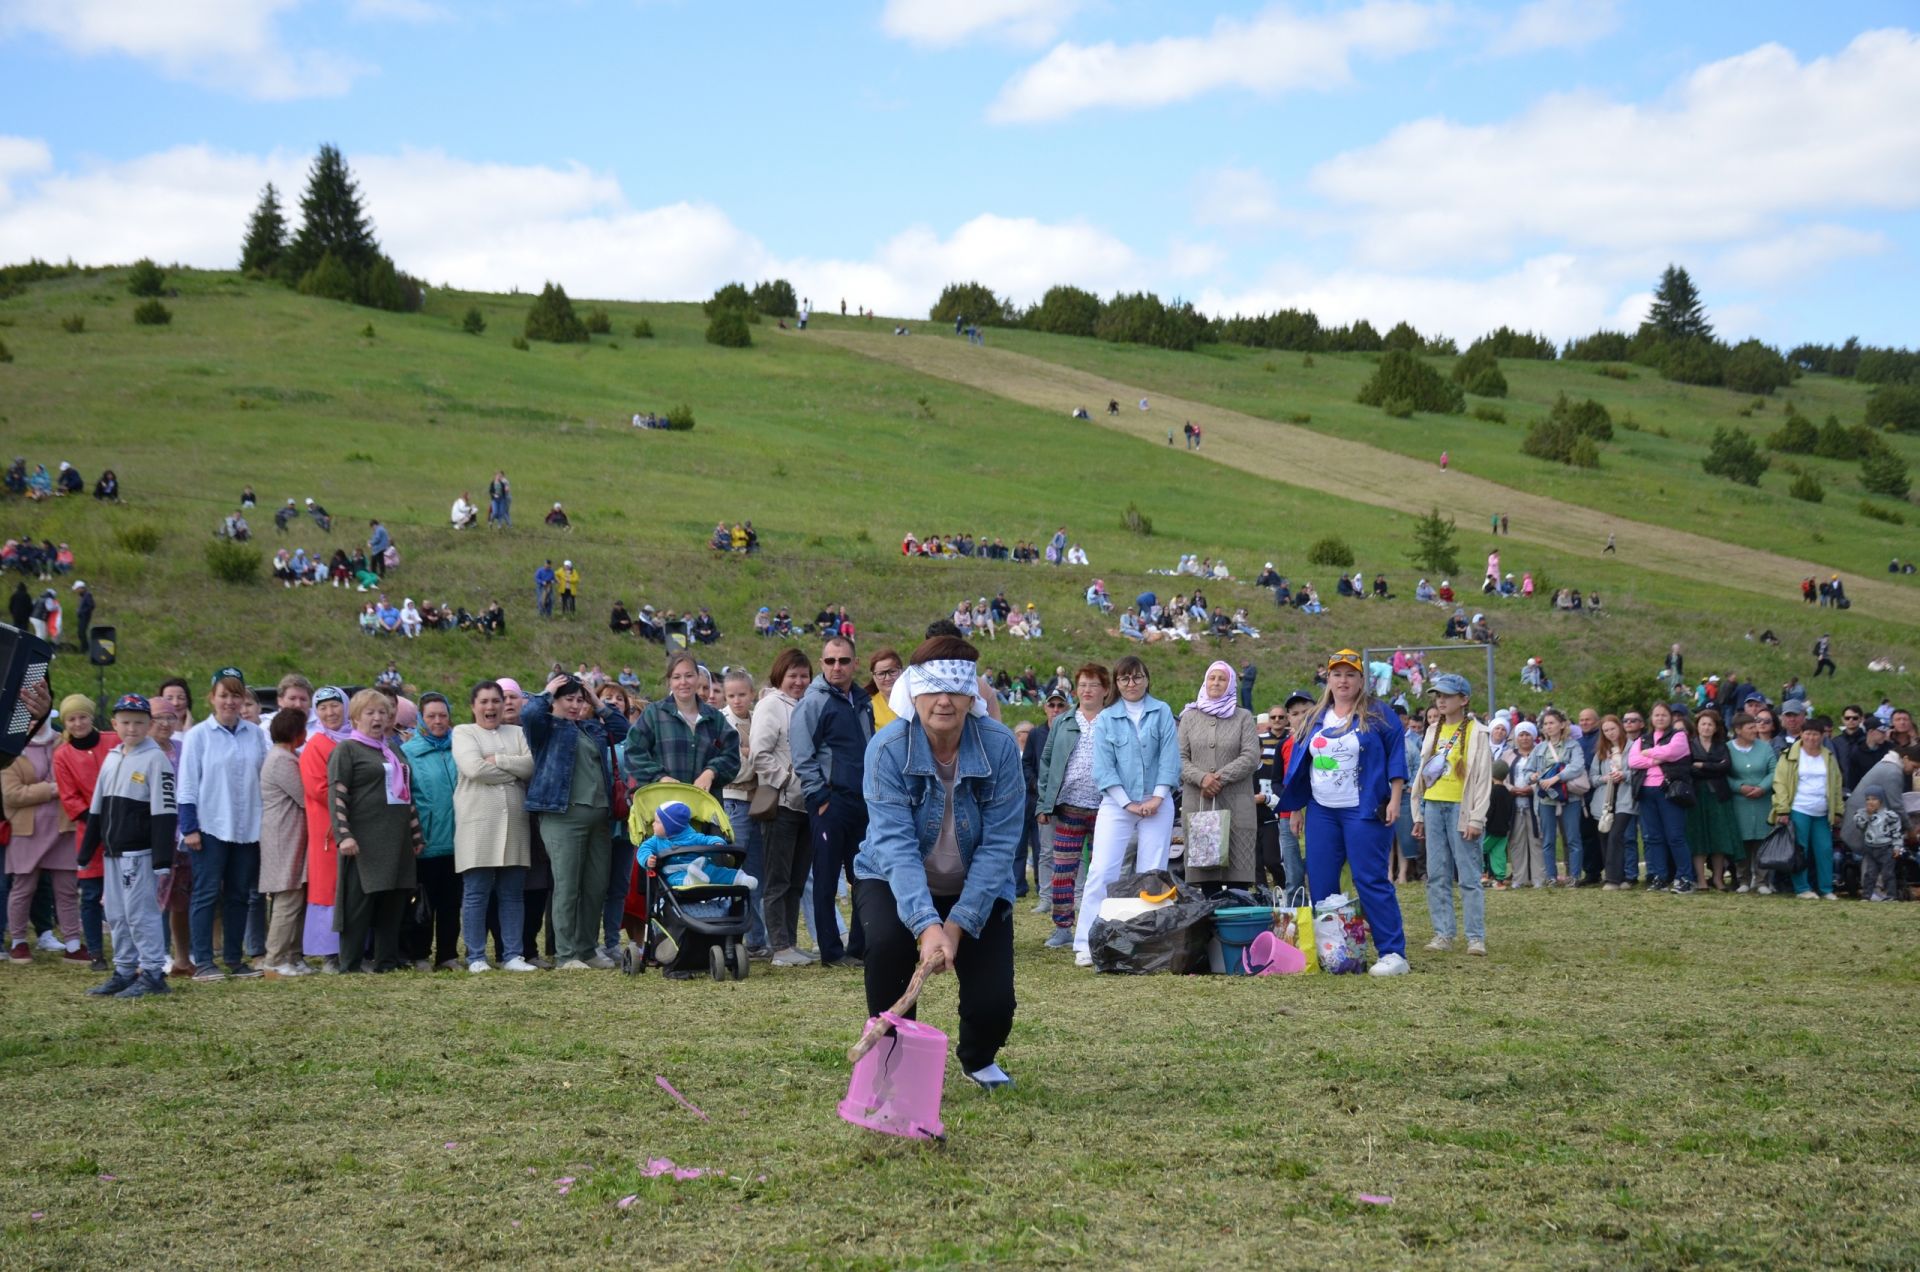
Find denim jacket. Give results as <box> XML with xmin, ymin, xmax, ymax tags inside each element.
<box><xmin>853</xmin><ymin>714</ymin><xmax>1024</xmax><ymax>940</ymax></box>
<box><xmin>520</xmin><ymin>693</ymin><xmax>632</xmax><ymax>814</ymax></box>
<box><xmin>1091</xmin><ymin>696</ymin><xmax>1180</xmax><ymax>803</ymax></box>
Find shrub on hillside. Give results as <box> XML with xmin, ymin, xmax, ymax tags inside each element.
<box><xmin>1465</xmin><ymin>366</ymin><xmax>1508</xmax><ymax>398</ymax></box>
<box><xmin>631</xmin><ymin>319</ymin><xmax>654</xmax><ymax>339</ymax></box>
<box><xmin>1865</xmin><ymin>384</ymin><xmax>1920</xmax><ymax>432</ymax></box>
<box><xmin>1859</xmin><ymin>499</ymin><xmax>1906</xmax><ymax>526</ymax></box>
<box><xmin>511</xmin><ymin>335</ymin><xmax>529</xmax><ymax>351</ymax></box>
<box><xmin>584</xmin><ymin>307</ymin><xmax>612</xmax><ymax>335</ymax></box>
<box><xmin>1583</xmin><ymin>664</ymin><xmax>1655</xmax><ymax>720</ymax></box>
<box><xmin>1701</xmin><ymin>427</ymin><xmax>1769</xmax><ymax>486</ymax></box>
<box><xmin>1121</xmin><ymin>503</ymin><xmax>1154</xmax><ymax>536</ymax></box>
<box><xmin>1355</xmin><ymin>349</ymin><xmax>1465</xmax><ymax>414</ymax></box>
<box><xmin>1788</xmin><ymin>471</ymin><xmax>1825</xmax><ymax>503</ymax></box>
<box><xmin>1812</xmin><ymin>413</ymin><xmax>1886</xmax><ymax>461</ymax></box>
<box><xmin>706</xmin><ymin>309</ymin><xmax>752</xmax><ymax>348</ymax></box>
<box><xmin>664</xmin><ymin>404</ymin><xmax>696</xmax><ymax>431</ymax></box>
<box><xmin>1767</xmin><ymin>408</ymin><xmax>1817</xmax><ymax>453</ymax></box>
<box><xmin>1522</xmin><ymin>418</ymin><xmax>1600</xmax><ymax>468</ymax></box>
<box><xmin>204</xmin><ymin>539</ymin><xmax>261</xmax><ymax>584</ymax></box>
<box><xmin>1383</xmin><ymin>397</ymin><xmax>1414</xmax><ymax>418</ymax></box>
<box><xmin>1451</xmin><ymin>345</ymin><xmax>1496</xmax><ymax>384</ymax></box>
<box><xmin>461</xmin><ymin>306</ymin><xmax>486</xmax><ymax>335</ymax></box>
<box><xmin>1548</xmin><ymin>391</ymin><xmax>1613</xmax><ymax>441</ymax></box>
<box><xmin>1598</xmin><ymin>364</ymin><xmax>1631</xmax><ymax>380</ymax></box>
<box><xmin>1469</xmin><ymin>326</ymin><xmax>1557</xmax><ymax>360</ymax></box>
<box><xmin>127</xmin><ymin>257</ymin><xmax>165</xmax><ymax>297</ymax></box>
<box><xmin>750</xmin><ymin>279</ymin><xmax>797</xmax><ymax>318</ymax></box>
<box><xmin>929</xmin><ymin>280</ymin><xmax>1010</xmax><ymax>327</ymax></box>
<box><xmin>297</xmin><ymin>251</ymin><xmax>357</xmax><ymax>303</ymax></box>
<box><xmin>1722</xmin><ymin>339</ymin><xmax>1792</xmax><ymax>395</ymax></box>
<box><xmin>1564</xmin><ymin>329</ymin><xmax>1632</xmax><ymax>362</ymax></box>
<box><xmin>1307</xmin><ymin>536</ymin><xmax>1354</xmax><ymax>568</ymax></box>
<box><xmin>1382</xmin><ymin>320</ymin><xmax>1423</xmax><ymax>352</ymax></box>
<box><xmin>60</xmin><ymin>314</ymin><xmax>85</xmax><ymax>334</ymax></box>
<box><xmin>114</xmin><ymin>524</ymin><xmax>162</xmax><ymax>555</ymax></box>
<box><xmin>0</xmin><ymin>337</ymin><xmax>11</xmax><ymax>363</ymax></box>
<box><xmin>1861</xmin><ymin>450</ymin><xmax>1911</xmax><ymax>499</ymax></box>
<box><xmin>1471</xmin><ymin>404</ymin><xmax>1506</xmax><ymax>423</ymax></box>
<box><xmin>1026</xmin><ymin>284</ymin><xmax>1103</xmax><ymax>337</ymax></box>
<box><xmin>524</xmin><ymin>281</ymin><xmax>588</xmax><ymax>343</ymax></box>
<box><xmin>132</xmin><ymin>299</ymin><xmax>172</xmax><ymax>326</ymax></box>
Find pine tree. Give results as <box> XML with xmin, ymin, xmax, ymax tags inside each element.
<box><xmin>524</xmin><ymin>281</ymin><xmax>588</xmax><ymax>343</ymax></box>
<box><xmin>285</xmin><ymin>145</ymin><xmax>380</xmax><ymax>284</ymax></box>
<box><xmin>239</xmin><ymin>182</ymin><xmax>288</xmax><ymax>276</ymax></box>
<box><xmin>1861</xmin><ymin>450</ymin><xmax>1911</xmax><ymax>499</ymax></box>
<box><xmin>1407</xmin><ymin>506</ymin><xmax>1460</xmax><ymax>575</ymax></box>
<box><xmin>1646</xmin><ymin>265</ymin><xmax>1713</xmax><ymax>342</ymax></box>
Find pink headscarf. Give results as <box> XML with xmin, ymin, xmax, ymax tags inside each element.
<box><xmin>1184</xmin><ymin>660</ymin><xmax>1239</xmax><ymax>719</ymax></box>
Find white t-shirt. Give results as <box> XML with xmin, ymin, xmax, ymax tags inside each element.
<box><xmin>1792</xmin><ymin>748</ymin><xmax>1829</xmax><ymax>817</ymax></box>
<box><xmin>1309</xmin><ymin>712</ymin><xmax>1362</xmax><ymax>809</ymax></box>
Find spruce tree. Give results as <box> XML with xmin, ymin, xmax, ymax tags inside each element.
<box><xmin>1646</xmin><ymin>265</ymin><xmax>1713</xmax><ymax>342</ymax></box>
<box><xmin>285</xmin><ymin>144</ymin><xmax>380</xmax><ymax>284</ymax></box>
<box><xmin>239</xmin><ymin>182</ymin><xmax>288</xmax><ymax>276</ymax></box>
<box><xmin>1407</xmin><ymin>506</ymin><xmax>1460</xmax><ymax>575</ymax></box>
<box><xmin>524</xmin><ymin>281</ymin><xmax>588</xmax><ymax>343</ymax></box>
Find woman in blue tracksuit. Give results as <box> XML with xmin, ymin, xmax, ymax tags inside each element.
<box><xmin>1073</xmin><ymin>653</ymin><xmax>1181</xmax><ymax>967</ymax></box>
<box><xmin>1277</xmin><ymin>649</ymin><xmax>1411</xmax><ymax>976</ymax></box>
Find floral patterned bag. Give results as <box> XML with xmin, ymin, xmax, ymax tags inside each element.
<box><xmin>1184</xmin><ymin>799</ymin><xmax>1230</xmax><ymax>870</ymax></box>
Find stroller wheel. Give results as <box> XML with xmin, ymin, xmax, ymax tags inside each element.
<box><xmin>731</xmin><ymin>941</ymin><xmax>750</xmax><ymax>981</ymax></box>
<box><xmin>621</xmin><ymin>946</ymin><xmax>643</xmax><ymax>976</ymax></box>
<box><xmin>707</xmin><ymin>944</ymin><xmax>728</xmax><ymax>983</ymax></box>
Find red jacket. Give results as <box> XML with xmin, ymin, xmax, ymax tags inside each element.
<box><xmin>55</xmin><ymin>731</ymin><xmax>119</xmax><ymax>880</ymax></box>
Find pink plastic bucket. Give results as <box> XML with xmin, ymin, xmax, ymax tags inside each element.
<box><xmin>839</xmin><ymin>1012</ymin><xmax>948</xmax><ymax>1140</ymax></box>
<box><xmin>1243</xmin><ymin>929</ymin><xmax>1306</xmax><ymax>976</ymax></box>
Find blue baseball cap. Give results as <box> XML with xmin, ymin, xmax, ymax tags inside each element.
<box><xmin>111</xmin><ymin>693</ymin><xmax>152</xmax><ymax>716</ymax></box>
<box><xmin>1429</xmin><ymin>672</ymin><xmax>1473</xmax><ymax>697</ymax></box>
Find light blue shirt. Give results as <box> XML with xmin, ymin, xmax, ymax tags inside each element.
<box><xmin>175</xmin><ymin>717</ymin><xmax>268</xmax><ymax>841</ymax></box>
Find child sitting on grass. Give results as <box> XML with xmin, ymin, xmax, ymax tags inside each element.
<box><xmin>639</xmin><ymin>801</ymin><xmax>756</xmax><ymax>891</ymax></box>
<box><xmin>1853</xmin><ymin>791</ymin><xmax>1904</xmax><ymax>902</ymax></box>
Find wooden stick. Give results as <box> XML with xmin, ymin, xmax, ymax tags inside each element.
<box><xmin>846</xmin><ymin>961</ymin><xmax>932</xmax><ymax>1063</ymax></box>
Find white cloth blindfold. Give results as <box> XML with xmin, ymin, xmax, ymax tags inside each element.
<box><xmin>888</xmin><ymin>659</ymin><xmax>987</xmax><ymax>721</ymax></box>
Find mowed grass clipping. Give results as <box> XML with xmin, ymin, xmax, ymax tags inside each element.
<box><xmin>0</xmin><ymin>268</ymin><xmax>1913</xmax><ymax>713</ymax></box>
<box><xmin>1</xmin><ymin>892</ymin><xmax>1917</xmax><ymax>1269</ymax></box>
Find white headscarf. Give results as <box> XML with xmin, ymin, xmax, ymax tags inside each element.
<box><xmin>888</xmin><ymin>658</ymin><xmax>988</xmax><ymax>722</ymax></box>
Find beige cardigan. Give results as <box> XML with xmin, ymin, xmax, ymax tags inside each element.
<box><xmin>1176</xmin><ymin>707</ymin><xmax>1261</xmax><ymax>883</ymax></box>
<box><xmin>748</xmin><ymin>690</ymin><xmax>807</xmax><ymax>813</ymax></box>
<box><xmin>2</xmin><ymin>738</ymin><xmax>67</xmax><ymax>840</ymax></box>
<box><xmin>450</xmin><ymin>723</ymin><xmax>534</xmax><ymax>871</ymax></box>
<box><xmin>1410</xmin><ymin>717</ymin><xmax>1495</xmax><ymax>833</ymax></box>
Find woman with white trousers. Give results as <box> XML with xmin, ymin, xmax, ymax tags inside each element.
<box><xmin>1073</xmin><ymin>654</ymin><xmax>1180</xmax><ymax>967</ymax></box>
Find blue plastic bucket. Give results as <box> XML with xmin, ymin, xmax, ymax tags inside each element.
<box><xmin>1212</xmin><ymin>906</ymin><xmax>1278</xmax><ymax>976</ymax></box>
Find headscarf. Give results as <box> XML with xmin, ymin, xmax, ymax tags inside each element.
<box><xmin>1184</xmin><ymin>660</ymin><xmax>1238</xmax><ymax>719</ymax></box>
<box><xmin>888</xmin><ymin>658</ymin><xmax>987</xmax><ymax>722</ymax></box>
<box><xmin>310</xmin><ymin>686</ymin><xmax>355</xmax><ymax>743</ymax></box>
<box><xmin>59</xmin><ymin>692</ymin><xmax>97</xmax><ymax>738</ymax></box>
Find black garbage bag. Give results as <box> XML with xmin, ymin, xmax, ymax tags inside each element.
<box><xmin>1089</xmin><ymin>872</ymin><xmax>1216</xmax><ymax>975</ymax></box>
<box><xmin>1752</xmin><ymin>822</ymin><xmax>1803</xmax><ymax>875</ymax></box>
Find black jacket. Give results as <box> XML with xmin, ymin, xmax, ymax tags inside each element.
<box><xmin>1688</xmin><ymin>737</ymin><xmax>1733</xmax><ymax>802</ymax></box>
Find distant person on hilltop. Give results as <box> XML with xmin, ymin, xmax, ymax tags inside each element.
<box><xmin>488</xmin><ymin>470</ymin><xmax>511</xmax><ymax>529</ymax></box>
<box><xmin>305</xmin><ymin>498</ymin><xmax>331</xmax><ymax>533</ymax></box>
<box><xmin>545</xmin><ymin>502</ymin><xmax>571</xmax><ymax>531</ymax></box>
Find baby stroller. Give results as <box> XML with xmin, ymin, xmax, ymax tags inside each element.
<box><xmin>622</xmin><ymin>783</ymin><xmax>753</xmax><ymax>981</ymax></box>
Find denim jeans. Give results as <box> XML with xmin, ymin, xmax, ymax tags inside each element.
<box><xmin>78</xmin><ymin>875</ymin><xmax>105</xmax><ymax>956</ymax></box>
<box><xmin>1421</xmin><ymin>800</ymin><xmax>1485</xmax><ymax>943</ymax></box>
<box><xmin>1637</xmin><ymin>787</ymin><xmax>1692</xmax><ymax>884</ymax></box>
<box><xmin>1536</xmin><ymin>799</ymin><xmax>1584</xmax><ymax>881</ymax></box>
<box><xmin>188</xmin><ymin>833</ymin><xmax>260</xmax><ymax>968</ymax></box>
<box><xmin>462</xmin><ymin>865</ymin><xmax>526</xmax><ymax>963</ymax></box>
<box><xmin>721</xmin><ymin>798</ymin><xmax>768</xmax><ymax>949</ymax></box>
<box><xmin>1276</xmin><ymin>818</ymin><xmax>1306</xmax><ymax>896</ymax></box>
<box><xmin>244</xmin><ymin>889</ymin><xmax>267</xmax><ymax>958</ymax></box>
<box><xmin>1604</xmin><ymin>812</ymin><xmax>1641</xmax><ymax>884</ymax></box>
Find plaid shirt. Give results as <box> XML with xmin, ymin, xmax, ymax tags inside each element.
<box><xmin>624</xmin><ymin>699</ymin><xmax>740</xmax><ymax>787</ymax></box>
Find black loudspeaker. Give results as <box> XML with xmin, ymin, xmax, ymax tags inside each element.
<box><xmin>0</xmin><ymin>622</ymin><xmax>55</xmax><ymax>757</ymax></box>
<box><xmin>89</xmin><ymin>625</ymin><xmax>117</xmax><ymax>667</ymax></box>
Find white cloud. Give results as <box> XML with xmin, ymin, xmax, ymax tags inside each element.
<box><xmin>0</xmin><ymin>0</ymin><xmax>367</xmax><ymax>99</ymax></box>
<box><xmin>0</xmin><ymin>141</ymin><xmax>1160</xmax><ymax>316</ymax></box>
<box><xmin>1309</xmin><ymin>29</ymin><xmax>1920</xmax><ymax>268</ymax></box>
<box><xmin>1713</xmin><ymin>224</ymin><xmax>1887</xmax><ymax>290</ymax></box>
<box><xmin>0</xmin><ymin>134</ymin><xmax>52</xmax><ymax>205</ymax></box>
<box><xmin>988</xmin><ymin>1</ymin><xmax>1452</xmax><ymax>123</ymax></box>
<box><xmin>881</xmin><ymin>0</ymin><xmax>1081</xmax><ymax>48</ymax></box>
<box><xmin>1193</xmin><ymin>167</ymin><xmax>1283</xmax><ymax>229</ymax></box>
<box><xmin>348</xmin><ymin>0</ymin><xmax>448</xmax><ymax>22</ymax></box>
<box><xmin>1490</xmin><ymin>0</ymin><xmax>1619</xmax><ymax>56</ymax></box>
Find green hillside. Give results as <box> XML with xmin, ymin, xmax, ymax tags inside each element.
<box><xmin>0</xmin><ymin>267</ymin><xmax>1913</xmax><ymax>713</ymax></box>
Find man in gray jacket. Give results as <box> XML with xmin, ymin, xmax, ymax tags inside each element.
<box><xmin>789</xmin><ymin>636</ymin><xmax>872</xmax><ymax>966</ymax></box>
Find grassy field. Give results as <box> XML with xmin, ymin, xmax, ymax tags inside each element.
<box><xmin>2</xmin><ymin>890</ymin><xmax>1916</xmax><ymax>1269</ymax></box>
<box><xmin>0</xmin><ymin>267</ymin><xmax>1913</xmax><ymax>715</ymax></box>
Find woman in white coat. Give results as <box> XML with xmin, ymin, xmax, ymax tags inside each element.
<box><xmin>451</xmin><ymin>679</ymin><xmax>534</xmax><ymax>972</ymax></box>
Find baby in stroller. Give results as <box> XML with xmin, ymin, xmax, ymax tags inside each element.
<box><xmin>641</xmin><ymin>800</ymin><xmax>757</xmax><ymax>892</ymax></box>
<box><xmin>623</xmin><ymin>790</ymin><xmax>759</xmax><ymax>980</ymax></box>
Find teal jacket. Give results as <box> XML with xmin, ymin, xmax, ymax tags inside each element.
<box><xmin>400</xmin><ymin>733</ymin><xmax>457</xmax><ymax>858</ymax></box>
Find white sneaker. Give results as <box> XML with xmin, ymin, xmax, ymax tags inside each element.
<box><xmin>585</xmin><ymin>953</ymin><xmax>617</xmax><ymax>970</ymax></box>
<box><xmin>37</xmin><ymin>930</ymin><xmax>65</xmax><ymax>952</ymax></box>
<box><xmin>1074</xmin><ymin>950</ymin><xmax>1093</xmax><ymax>967</ymax></box>
<box><xmin>1796</xmin><ymin>891</ymin><xmax>1819</xmax><ymax>900</ymax></box>
<box><xmin>1424</xmin><ymin>935</ymin><xmax>1452</xmax><ymax>953</ymax></box>
<box><xmin>1820</xmin><ymin>893</ymin><xmax>1839</xmax><ymax>901</ymax></box>
<box><xmin>1368</xmin><ymin>953</ymin><xmax>1411</xmax><ymax>977</ymax></box>
<box><xmin>467</xmin><ymin>960</ymin><xmax>492</xmax><ymax>974</ymax></box>
<box><xmin>502</xmin><ymin>956</ymin><xmax>539</xmax><ymax>972</ymax></box>
<box><xmin>556</xmin><ymin>958</ymin><xmax>591</xmax><ymax>970</ymax></box>
<box><xmin>1757</xmin><ymin>884</ymin><xmax>1773</xmax><ymax>895</ymax></box>
<box><xmin>1734</xmin><ymin>884</ymin><xmax>1750</xmax><ymax>894</ymax></box>
<box><xmin>1465</xmin><ymin>940</ymin><xmax>1487</xmax><ymax>957</ymax></box>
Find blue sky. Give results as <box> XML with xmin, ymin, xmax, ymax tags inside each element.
<box><xmin>2</xmin><ymin>0</ymin><xmax>1917</xmax><ymax>347</ymax></box>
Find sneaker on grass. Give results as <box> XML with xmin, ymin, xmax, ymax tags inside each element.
<box><xmin>770</xmin><ymin>948</ymin><xmax>811</xmax><ymax>968</ymax></box>
<box><xmin>1043</xmin><ymin>928</ymin><xmax>1074</xmax><ymax>949</ymax></box>
<box><xmin>192</xmin><ymin>965</ymin><xmax>227</xmax><ymax>983</ymax></box>
<box><xmin>1424</xmin><ymin>935</ymin><xmax>1452</xmax><ymax>953</ymax></box>
<box><xmin>502</xmin><ymin>956</ymin><xmax>539</xmax><ymax>972</ymax></box>
<box><xmin>467</xmin><ymin>960</ymin><xmax>493</xmax><ymax>974</ymax></box>
<box><xmin>1368</xmin><ymin>953</ymin><xmax>1411</xmax><ymax>976</ymax></box>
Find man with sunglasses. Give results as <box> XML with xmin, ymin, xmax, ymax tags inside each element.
<box><xmin>790</xmin><ymin>636</ymin><xmax>873</xmax><ymax>967</ymax></box>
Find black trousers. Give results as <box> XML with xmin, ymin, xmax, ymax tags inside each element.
<box><xmin>854</xmin><ymin>879</ymin><xmax>1015</xmax><ymax>1075</ymax></box>
<box><xmin>402</xmin><ymin>855</ymin><xmax>461</xmax><ymax>965</ymax></box>
<box><xmin>336</xmin><ymin>857</ymin><xmax>406</xmax><ymax>973</ymax></box>
<box><xmin>810</xmin><ymin>796</ymin><xmax>867</xmax><ymax>962</ymax></box>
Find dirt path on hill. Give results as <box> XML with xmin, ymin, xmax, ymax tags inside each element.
<box><xmin>814</xmin><ymin>329</ymin><xmax>1920</xmax><ymax>624</ymax></box>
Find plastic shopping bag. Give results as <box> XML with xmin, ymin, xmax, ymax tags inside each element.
<box><xmin>1184</xmin><ymin>804</ymin><xmax>1229</xmax><ymax>870</ymax></box>
<box><xmin>1313</xmin><ymin>892</ymin><xmax>1371</xmax><ymax>974</ymax></box>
